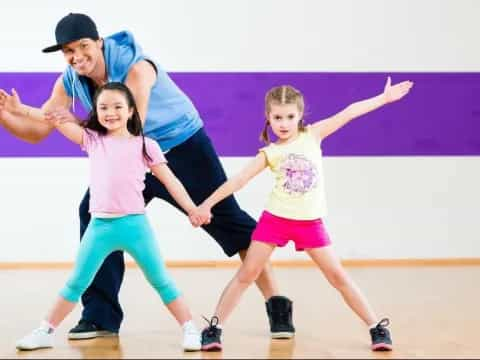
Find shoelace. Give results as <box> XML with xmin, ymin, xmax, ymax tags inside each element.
<box><xmin>202</xmin><ymin>315</ymin><xmax>220</xmax><ymax>337</ymax></box>
<box><xmin>373</xmin><ymin>318</ymin><xmax>390</xmax><ymax>337</ymax></box>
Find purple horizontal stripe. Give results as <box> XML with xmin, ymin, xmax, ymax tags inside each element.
<box><xmin>1</xmin><ymin>72</ymin><xmax>479</xmax><ymax>157</ymax></box>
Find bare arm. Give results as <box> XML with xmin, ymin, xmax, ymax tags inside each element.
<box><xmin>125</xmin><ymin>60</ymin><xmax>157</xmax><ymax>125</ymax></box>
<box><xmin>310</xmin><ymin>77</ymin><xmax>413</xmax><ymax>141</ymax></box>
<box><xmin>201</xmin><ymin>152</ymin><xmax>268</xmax><ymax>211</ymax></box>
<box><xmin>44</xmin><ymin>108</ymin><xmax>84</xmax><ymax>145</ymax></box>
<box><xmin>0</xmin><ymin>75</ymin><xmax>72</xmax><ymax>143</ymax></box>
<box><xmin>150</xmin><ymin>163</ymin><xmax>198</xmax><ymax>215</ymax></box>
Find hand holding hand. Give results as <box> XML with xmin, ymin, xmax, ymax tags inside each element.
<box><xmin>188</xmin><ymin>204</ymin><xmax>212</xmax><ymax>227</ymax></box>
<box><xmin>44</xmin><ymin>108</ymin><xmax>77</xmax><ymax>127</ymax></box>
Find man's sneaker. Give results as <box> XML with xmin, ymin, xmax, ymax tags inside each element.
<box><xmin>68</xmin><ymin>320</ymin><xmax>118</xmax><ymax>340</ymax></box>
<box><xmin>370</xmin><ymin>318</ymin><xmax>393</xmax><ymax>351</ymax></box>
<box><xmin>16</xmin><ymin>327</ymin><xmax>54</xmax><ymax>350</ymax></box>
<box><xmin>200</xmin><ymin>316</ymin><xmax>222</xmax><ymax>351</ymax></box>
<box><xmin>182</xmin><ymin>322</ymin><xmax>201</xmax><ymax>351</ymax></box>
<box><xmin>266</xmin><ymin>296</ymin><xmax>295</xmax><ymax>339</ymax></box>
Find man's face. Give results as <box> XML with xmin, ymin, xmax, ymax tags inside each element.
<box><xmin>61</xmin><ymin>38</ymin><xmax>103</xmax><ymax>76</ymax></box>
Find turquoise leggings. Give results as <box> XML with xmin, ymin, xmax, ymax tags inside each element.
<box><xmin>60</xmin><ymin>214</ymin><xmax>180</xmax><ymax>304</ymax></box>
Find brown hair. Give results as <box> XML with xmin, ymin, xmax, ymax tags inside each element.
<box><xmin>260</xmin><ymin>85</ymin><xmax>306</xmax><ymax>144</ymax></box>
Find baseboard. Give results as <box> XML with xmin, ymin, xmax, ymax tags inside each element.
<box><xmin>1</xmin><ymin>258</ymin><xmax>479</xmax><ymax>270</ymax></box>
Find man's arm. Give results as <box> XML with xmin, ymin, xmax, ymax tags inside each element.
<box><xmin>0</xmin><ymin>75</ymin><xmax>72</xmax><ymax>143</ymax></box>
<box><xmin>124</xmin><ymin>60</ymin><xmax>157</xmax><ymax>125</ymax></box>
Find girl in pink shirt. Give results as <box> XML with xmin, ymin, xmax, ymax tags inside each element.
<box><xmin>16</xmin><ymin>82</ymin><xmax>210</xmax><ymax>352</ymax></box>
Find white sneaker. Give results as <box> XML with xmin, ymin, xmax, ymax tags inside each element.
<box><xmin>182</xmin><ymin>323</ymin><xmax>201</xmax><ymax>351</ymax></box>
<box><xmin>16</xmin><ymin>327</ymin><xmax>54</xmax><ymax>350</ymax></box>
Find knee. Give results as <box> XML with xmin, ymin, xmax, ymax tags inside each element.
<box><xmin>325</xmin><ymin>268</ymin><xmax>350</xmax><ymax>290</ymax></box>
<box><xmin>237</xmin><ymin>265</ymin><xmax>262</xmax><ymax>285</ymax></box>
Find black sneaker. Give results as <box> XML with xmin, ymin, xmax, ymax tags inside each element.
<box><xmin>370</xmin><ymin>318</ymin><xmax>393</xmax><ymax>351</ymax></box>
<box><xmin>266</xmin><ymin>296</ymin><xmax>295</xmax><ymax>339</ymax></box>
<box><xmin>68</xmin><ymin>320</ymin><xmax>118</xmax><ymax>340</ymax></box>
<box><xmin>200</xmin><ymin>316</ymin><xmax>222</xmax><ymax>351</ymax></box>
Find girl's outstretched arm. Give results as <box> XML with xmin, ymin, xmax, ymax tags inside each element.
<box><xmin>199</xmin><ymin>151</ymin><xmax>268</xmax><ymax>214</ymax></box>
<box><xmin>150</xmin><ymin>163</ymin><xmax>210</xmax><ymax>226</ymax></box>
<box><xmin>310</xmin><ymin>76</ymin><xmax>413</xmax><ymax>141</ymax></box>
<box><xmin>44</xmin><ymin>108</ymin><xmax>84</xmax><ymax>145</ymax></box>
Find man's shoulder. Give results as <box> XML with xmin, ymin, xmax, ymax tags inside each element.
<box><xmin>104</xmin><ymin>30</ymin><xmax>136</xmax><ymax>48</ymax></box>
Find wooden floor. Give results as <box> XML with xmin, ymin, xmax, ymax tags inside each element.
<box><xmin>1</xmin><ymin>265</ymin><xmax>479</xmax><ymax>359</ymax></box>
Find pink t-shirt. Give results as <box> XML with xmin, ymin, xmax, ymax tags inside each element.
<box><xmin>81</xmin><ymin>130</ymin><xmax>167</xmax><ymax>214</ymax></box>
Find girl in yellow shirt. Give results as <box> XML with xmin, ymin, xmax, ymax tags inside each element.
<box><xmin>197</xmin><ymin>77</ymin><xmax>413</xmax><ymax>352</ymax></box>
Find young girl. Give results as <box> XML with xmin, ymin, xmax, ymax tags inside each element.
<box><xmin>15</xmin><ymin>82</ymin><xmax>210</xmax><ymax>352</ymax></box>
<box><xmin>197</xmin><ymin>77</ymin><xmax>413</xmax><ymax>351</ymax></box>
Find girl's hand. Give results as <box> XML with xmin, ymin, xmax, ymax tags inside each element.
<box><xmin>197</xmin><ymin>203</ymin><xmax>213</xmax><ymax>225</ymax></box>
<box><xmin>383</xmin><ymin>76</ymin><xmax>414</xmax><ymax>103</ymax></box>
<box><xmin>188</xmin><ymin>204</ymin><xmax>212</xmax><ymax>227</ymax></box>
<box><xmin>44</xmin><ymin>108</ymin><xmax>78</xmax><ymax>127</ymax></box>
<box><xmin>0</xmin><ymin>88</ymin><xmax>25</xmax><ymax>117</ymax></box>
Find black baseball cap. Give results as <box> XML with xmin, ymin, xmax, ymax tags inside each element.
<box><xmin>42</xmin><ymin>13</ymin><xmax>99</xmax><ymax>53</ymax></box>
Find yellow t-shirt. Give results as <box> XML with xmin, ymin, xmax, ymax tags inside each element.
<box><xmin>260</xmin><ymin>127</ymin><xmax>327</xmax><ymax>220</ymax></box>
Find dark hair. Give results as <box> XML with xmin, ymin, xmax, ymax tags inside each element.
<box><xmin>83</xmin><ymin>82</ymin><xmax>152</xmax><ymax>162</ymax></box>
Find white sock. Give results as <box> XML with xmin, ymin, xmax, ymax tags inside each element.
<box><xmin>40</xmin><ymin>320</ymin><xmax>56</xmax><ymax>334</ymax></box>
<box><xmin>182</xmin><ymin>320</ymin><xmax>197</xmax><ymax>332</ymax></box>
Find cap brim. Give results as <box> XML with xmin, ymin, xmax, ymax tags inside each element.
<box><xmin>42</xmin><ymin>44</ymin><xmax>63</xmax><ymax>53</ymax></box>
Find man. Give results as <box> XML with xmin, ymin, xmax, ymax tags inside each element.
<box><xmin>0</xmin><ymin>13</ymin><xmax>295</xmax><ymax>340</ymax></box>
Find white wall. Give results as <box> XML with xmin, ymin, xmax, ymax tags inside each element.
<box><xmin>1</xmin><ymin>0</ymin><xmax>479</xmax><ymax>72</ymax></box>
<box><xmin>0</xmin><ymin>156</ymin><xmax>478</xmax><ymax>261</ymax></box>
<box><xmin>1</xmin><ymin>0</ymin><xmax>479</xmax><ymax>262</ymax></box>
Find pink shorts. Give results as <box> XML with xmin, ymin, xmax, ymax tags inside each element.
<box><xmin>251</xmin><ymin>211</ymin><xmax>331</xmax><ymax>251</ymax></box>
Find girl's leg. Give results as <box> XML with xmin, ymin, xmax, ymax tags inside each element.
<box><xmin>164</xmin><ymin>297</ymin><xmax>193</xmax><ymax>325</ymax></box>
<box><xmin>50</xmin><ymin>219</ymin><xmax>114</xmax><ymax>326</ymax></box>
<box><xmin>78</xmin><ymin>189</ymin><xmax>125</xmax><ymax>335</ymax></box>
<box><xmin>124</xmin><ymin>215</ymin><xmax>200</xmax><ymax>350</ymax></box>
<box><xmin>199</xmin><ymin>241</ymin><xmax>276</xmax><ymax>351</ymax></box>
<box><xmin>305</xmin><ymin>246</ymin><xmax>377</xmax><ymax>326</ymax></box>
<box><xmin>238</xmin><ymin>248</ymin><xmax>278</xmax><ymax>300</ymax></box>
<box><xmin>16</xmin><ymin>219</ymin><xmax>114</xmax><ymax>350</ymax></box>
<box><xmin>214</xmin><ymin>241</ymin><xmax>276</xmax><ymax>324</ymax></box>
<box><xmin>46</xmin><ymin>297</ymin><xmax>76</xmax><ymax>327</ymax></box>
<box><xmin>124</xmin><ymin>216</ymin><xmax>191</xmax><ymax>325</ymax></box>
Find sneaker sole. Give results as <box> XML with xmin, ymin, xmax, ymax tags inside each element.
<box><xmin>271</xmin><ymin>331</ymin><xmax>295</xmax><ymax>339</ymax></box>
<box><xmin>201</xmin><ymin>342</ymin><xmax>222</xmax><ymax>351</ymax></box>
<box><xmin>68</xmin><ymin>331</ymin><xmax>118</xmax><ymax>340</ymax></box>
<box><xmin>16</xmin><ymin>344</ymin><xmax>53</xmax><ymax>351</ymax></box>
<box><xmin>371</xmin><ymin>343</ymin><xmax>393</xmax><ymax>351</ymax></box>
<box><xmin>183</xmin><ymin>344</ymin><xmax>201</xmax><ymax>352</ymax></box>
<box><xmin>183</xmin><ymin>347</ymin><xmax>201</xmax><ymax>352</ymax></box>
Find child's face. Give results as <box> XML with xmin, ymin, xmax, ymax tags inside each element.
<box><xmin>267</xmin><ymin>103</ymin><xmax>303</xmax><ymax>142</ymax></box>
<box><xmin>96</xmin><ymin>90</ymin><xmax>133</xmax><ymax>135</ymax></box>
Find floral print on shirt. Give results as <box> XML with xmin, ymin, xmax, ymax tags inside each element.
<box><xmin>279</xmin><ymin>153</ymin><xmax>318</xmax><ymax>196</ymax></box>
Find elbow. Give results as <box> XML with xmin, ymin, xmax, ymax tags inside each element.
<box><xmin>27</xmin><ymin>133</ymin><xmax>48</xmax><ymax>144</ymax></box>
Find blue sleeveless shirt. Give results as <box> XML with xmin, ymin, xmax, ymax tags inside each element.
<box><xmin>62</xmin><ymin>31</ymin><xmax>203</xmax><ymax>151</ymax></box>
